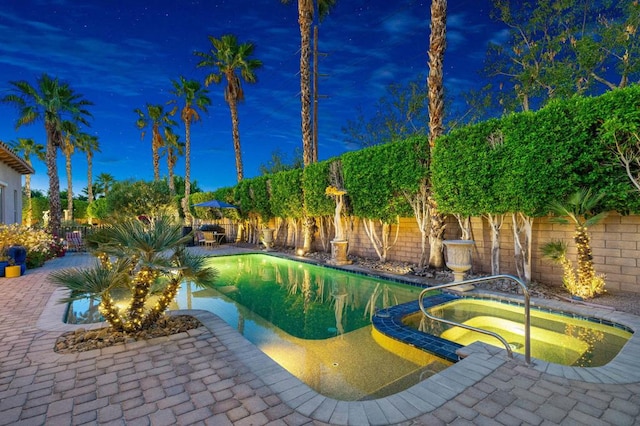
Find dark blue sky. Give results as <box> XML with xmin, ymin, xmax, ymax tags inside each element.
<box><xmin>0</xmin><ymin>0</ymin><xmax>504</xmax><ymax>193</ymax></box>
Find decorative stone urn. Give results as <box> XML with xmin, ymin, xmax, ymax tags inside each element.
<box><xmin>329</xmin><ymin>239</ymin><xmax>351</xmax><ymax>265</ymax></box>
<box><xmin>326</xmin><ymin>186</ymin><xmax>351</xmax><ymax>265</ymax></box>
<box><xmin>261</xmin><ymin>228</ymin><xmax>275</xmax><ymax>251</ymax></box>
<box><xmin>443</xmin><ymin>239</ymin><xmax>475</xmax><ymax>291</ymax></box>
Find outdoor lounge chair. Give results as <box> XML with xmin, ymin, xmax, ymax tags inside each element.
<box><xmin>65</xmin><ymin>231</ymin><xmax>85</xmax><ymax>252</ymax></box>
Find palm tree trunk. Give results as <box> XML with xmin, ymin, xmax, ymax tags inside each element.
<box><xmin>152</xmin><ymin>125</ymin><xmax>161</xmax><ymax>181</ymax></box>
<box><xmin>182</xmin><ymin>117</ymin><xmax>193</xmax><ymax>224</ymax></box>
<box><xmin>25</xmin><ymin>174</ymin><xmax>33</xmax><ymax>227</ymax></box>
<box><xmin>575</xmin><ymin>225</ymin><xmax>596</xmax><ymax>287</ymax></box>
<box><xmin>298</xmin><ymin>2</ymin><xmax>313</xmax><ymax>166</ymax></box>
<box><xmin>168</xmin><ymin>154</ymin><xmax>176</xmax><ymax>196</ymax></box>
<box><xmin>45</xmin><ymin>123</ymin><xmax>62</xmax><ymax>236</ymax></box>
<box><xmin>65</xmin><ymin>149</ymin><xmax>73</xmax><ymax>222</ymax></box>
<box><xmin>427</xmin><ymin>0</ymin><xmax>447</xmax><ymax>269</ymax></box>
<box><xmin>87</xmin><ymin>152</ymin><xmax>94</xmax><ymax>204</ymax></box>
<box><xmin>228</xmin><ymin>99</ymin><xmax>244</xmax><ymax>182</ymax></box>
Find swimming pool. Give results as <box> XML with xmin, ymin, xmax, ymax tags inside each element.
<box><xmin>65</xmin><ymin>253</ymin><xmax>452</xmax><ymax>400</ymax></box>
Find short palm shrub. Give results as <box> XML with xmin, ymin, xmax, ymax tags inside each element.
<box><xmin>541</xmin><ymin>189</ymin><xmax>606</xmax><ymax>299</ymax></box>
<box><xmin>51</xmin><ymin>216</ymin><xmax>217</xmax><ymax>332</ymax></box>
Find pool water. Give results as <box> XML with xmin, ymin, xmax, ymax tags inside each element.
<box><xmin>403</xmin><ymin>298</ymin><xmax>632</xmax><ymax>367</ymax></box>
<box><xmin>65</xmin><ymin>253</ymin><xmax>451</xmax><ymax>400</ymax></box>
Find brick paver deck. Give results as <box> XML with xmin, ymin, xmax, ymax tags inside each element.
<box><xmin>1</xmin><ymin>249</ymin><xmax>639</xmax><ymax>425</ymax></box>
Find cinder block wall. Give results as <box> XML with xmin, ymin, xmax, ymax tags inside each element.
<box><xmin>308</xmin><ymin>213</ymin><xmax>640</xmax><ymax>294</ymax></box>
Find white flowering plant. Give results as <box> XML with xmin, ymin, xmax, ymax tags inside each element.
<box><xmin>0</xmin><ymin>224</ymin><xmax>56</xmax><ymax>268</ymax></box>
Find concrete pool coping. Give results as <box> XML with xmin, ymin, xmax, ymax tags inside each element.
<box><xmin>34</xmin><ymin>252</ymin><xmax>640</xmax><ymax>425</ymax></box>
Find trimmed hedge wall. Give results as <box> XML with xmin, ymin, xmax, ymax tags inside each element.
<box><xmin>192</xmin><ymin>85</ymin><xmax>640</xmax><ymax>222</ymax></box>
<box><xmin>433</xmin><ymin>85</ymin><xmax>640</xmax><ymax>216</ymax></box>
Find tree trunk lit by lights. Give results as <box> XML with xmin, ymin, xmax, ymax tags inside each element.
<box><xmin>125</xmin><ymin>267</ymin><xmax>157</xmax><ymax>332</ymax></box>
<box><xmin>141</xmin><ymin>277</ymin><xmax>182</xmax><ymax>329</ymax></box>
<box><xmin>427</xmin><ymin>0</ymin><xmax>447</xmax><ymax>269</ymax></box>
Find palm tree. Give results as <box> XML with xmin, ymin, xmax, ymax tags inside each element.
<box><xmin>76</xmin><ymin>133</ymin><xmax>100</xmax><ymax>204</ymax></box>
<box><xmin>195</xmin><ymin>34</ymin><xmax>262</xmax><ymax>182</ymax></box>
<box><xmin>2</xmin><ymin>73</ymin><xmax>93</xmax><ymax>236</ymax></box>
<box><xmin>50</xmin><ymin>216</ymin><xmax>217</xmax><ymax>332</ymax></box>
<box><xmin>281</xmin><ymin>0</ymin><xmax>337</xmax><ymax>165</ymax></box>
<box><xmin>60</xmin><ymin>120</ymin><xmax>79</xmax><ymax>222</ymax></box>
<box><xmin>96</xmin><ymin>172</ymin><xmax>116</xmax><ymax>198</ymax></box>
<box><xmin>134</xmin><ymin>104</ymin><xmax>176</xmax><ymax>181</ymax></box>
<box><xmin>427</xmin><ymin>0</ymin><xmax>447</xmax><ymax>269</ymax></box>
<box><xmin>543</xmin><ymin>188</ymin><xmax>607</xmax><ymax>299</ymax></box>
<box><xmin>161</xmin><ymin>127</ymin><xmax>185</xmax><ymax>197</ymax></box>
<box><xmin>169</xmin><ymin>77</ymin><xmax>211</xmax><ymax>223</ymax></box>
<box><xmin>10</xmin><ymin>138</ymin><xmax>45</xmax><ymax>227</ymax></box>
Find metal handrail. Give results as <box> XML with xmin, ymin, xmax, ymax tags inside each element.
<box><xmin>418</xmin><ymin>274</ymin><xmax>531</xmax><ymax>365</ymax></box>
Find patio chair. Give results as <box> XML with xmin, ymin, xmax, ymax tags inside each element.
<box><xmin>65</xmin><ymin>231</ymin><xmax>85</xmax><ymax>252</ymax></box>
<box><xmin>201</xmin><ymin>231</ymin><xmax>217</xmax><ymax>249</ymax></box>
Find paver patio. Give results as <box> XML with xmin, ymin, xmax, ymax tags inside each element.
<box><xmin>1</xmin><ymin>248</ymin><xmax>640</xmax><ymax>425</ymax></box>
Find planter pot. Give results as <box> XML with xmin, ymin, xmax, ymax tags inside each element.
<box><xmin>5</xmin><ymin>265</ymin><xmax>21</xmax><ymax>278</ymax></box>
<box><xmin>328</xmin><ymin>240</ymin><xmax>352</xmax><ymax>265</ymax></box>
<box><xmin>261</xmin><ymin>228</ymin><xmax>275</xmax><ymax>251</ymax></box>
<box><xmin>443</xmin><ymin>239</ymin><xmax>475</xmax><ymax>291</ymax></box>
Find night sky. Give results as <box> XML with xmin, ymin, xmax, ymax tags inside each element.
<box><xmin>0</xmin><ymin>0</ymin><xmax>502</xmax><ymax>193</ymax></box>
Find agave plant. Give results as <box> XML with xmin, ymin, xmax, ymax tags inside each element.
<box><xmin>51</xmin><ymin>216</ymin><xmax>217</xmax><ymax>332</ymax></box>
<box><xmin>542</xmin><ymin>189</ymin><xmax>607</xmax><ymax>299</ymax></box>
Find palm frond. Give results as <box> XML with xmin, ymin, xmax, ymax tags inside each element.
<box><xmin>50</xmin><ymin>264</ymin><xmax>130</xmax><ymax>303</ymax></box>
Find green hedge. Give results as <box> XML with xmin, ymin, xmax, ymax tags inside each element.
<box><xmin>342</xmin><ymin>136</ymin><xmax>428</xmax><ymax>221</ymax></box>
<box><xmin>433</xmin><ymin>84</ymin><xmax>640</xmax><ymax>216</ymax></box>
<box><xmin>302</xmin><ymin>160</ymin><xmax>334</xmax><ymax>217</ymax></box>
<box><xmin>204</xmin><ymin>85</ymin><xmax>640</xmax><ymax>221</ymax></box>
<box><xmin>270</xmin><ymin>169</ymin><xmax>304</xmax><ymax>219</ymax></box>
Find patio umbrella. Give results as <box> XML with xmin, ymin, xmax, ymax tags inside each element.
<box><xmin>192</xmin><ymin>199</ymin><xmax>237</xmax><ymax>209</ymax></box>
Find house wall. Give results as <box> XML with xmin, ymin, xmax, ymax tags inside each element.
<box><xmin>296</xmin><ymin>213</ymin><xmax>640</xmax><ymax>295</ymax></box>
<box><xmin>0</xmin><ymin>161</ymin><xmax>23</xmax><ymax>225</ymax></box>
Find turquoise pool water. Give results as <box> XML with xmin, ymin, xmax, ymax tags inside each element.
<box><xmin>65</xmin><ymin>253</ymin><xmax>451</xmax><ymax>400</ymax></box>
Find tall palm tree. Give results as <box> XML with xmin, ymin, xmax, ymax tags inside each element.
<box><xmin>427</xmin><ymin>0</ymin><xmax>447</xmax><ymax>269</ymax></box>
<box><xmin>134</xmin><ymin>104</ymin><xmax>176</xmax><ymax>181</ymax></box>
<box><xmin>161</xmin><ymin>127</ymin><xmax>185</xmax><ymax>197</ymax></box>
<box><xmin>281</xmin><ymin>0</ymin><xmax>337</xmax><ymax>166</ymax></box>
<box><xmin>169</xmin><ymin>77</ymin><xmax>211</xmax><ymax>223</ymax></box>
<box><xmin>76</xmin><ymin>133</ymin><xmax>100</xmax><ymax>204</ymax></box>
<box><xmin>2</xmin><ymin>73</ymin><xmax>93</xmax><ymax>236</ymax></box>
<box><xmin>10</xmin><ymin>138</ymin><xmax>45</xmax><ymax>227</ymax></box>
<box><xmin>195</xmin><ymin>34</ymin><xmax>262</xmax><ymax>182</ymax></box>
<box><xmin>281</xmin><ymin>0</ymin><xmax>337</xmax><ymax>253</ymax></box>
<box><xmin>96</xmin><ymin>172</ymin><xmax>116</xmax><ymax>198</ymax></box>
<box><xmin>60</xmin><ymin>120</ymin><xmax>80</xmax><ymax>222</ymax></box>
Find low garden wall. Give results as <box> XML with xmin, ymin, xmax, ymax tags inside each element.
<box><xmin>307</xmin><ymin>213</ymin><xmax>640</xmax><ymax>295</ymax></box>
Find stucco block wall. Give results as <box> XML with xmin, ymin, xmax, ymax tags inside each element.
<box><xmin>308</xmin><ymin>213</ymin><xmax>640</xmax><ymax>294</ymax></box>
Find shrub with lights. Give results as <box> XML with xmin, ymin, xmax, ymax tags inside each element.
<box><xmin>541</xmin><ymin>189</ymin><xmax>607</xmax><ymax>299</ymax></box>
<box><xmin>50</xmin><ymin>216</ymin><xmax>217</xmax><ymax>332</ymax></box>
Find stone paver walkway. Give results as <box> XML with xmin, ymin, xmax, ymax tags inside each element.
<box><xmin>1</xmin><ymin>249</ymin><xmax>640</xmax><ymax>425</ymax></box>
